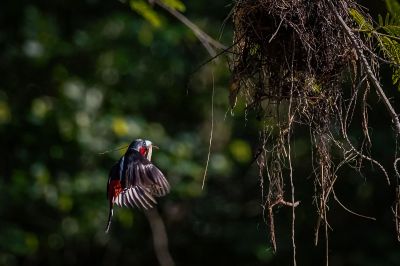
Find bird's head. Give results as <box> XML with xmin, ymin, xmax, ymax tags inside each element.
<box><xmin>128</xmin><ymin>138</ymin><xmax>157</xmax><ymax>161</ymax></box>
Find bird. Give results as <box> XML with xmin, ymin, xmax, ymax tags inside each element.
<box><xmin>105</xmin><ymin>139</ymin><xmax>170</xmax><ymax>233</ymax></box>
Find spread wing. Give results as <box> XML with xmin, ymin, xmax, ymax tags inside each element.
<box><xmin>107</xmin><ymin>159</ymin><xmax>157</xmax><ymax>210</ymax></box>
<box><xmin>114</xmin><ymin>186</ymin><xmax>157</xmax><ymax>209</ymax></box>
<box><xmin>123</xmin><ymin>150</ymin><xmax>170</xmax><ymax>197</ymax></box>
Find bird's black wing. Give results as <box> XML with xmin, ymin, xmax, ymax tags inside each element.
<box><xmin>123</xmin><ymin>150</ymin><xmax>170</xmax><ymax>197</ymax></box>
<box><xmin>114</xmin><ymin>186</ymin><xmax>157</xmax><ymax>210</ymax></box>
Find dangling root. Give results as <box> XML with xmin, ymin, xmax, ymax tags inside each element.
<box><xmin>230</xmin><ymin>0</ymin><xmax>399</xmax><ymax>263</ymax></box>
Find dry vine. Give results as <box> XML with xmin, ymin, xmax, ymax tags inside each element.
<box><xmin>229</xmin><ymin>0</ymin><xmax>400</xmax><ymax>264</ymax></box>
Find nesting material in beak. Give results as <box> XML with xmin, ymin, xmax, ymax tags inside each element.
<box><xmin>144</xmin><ymin>140</ymin><xmax>159</xmax><ymax>161</ymax></box>
<box><xmin>147</xmin><ymin>145</ymin><xmax>153</xmax><ymax>161</ymax></box>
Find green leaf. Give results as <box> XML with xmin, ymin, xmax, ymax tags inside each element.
<box><xmin>378</xmin><ymin>36</ymin><xmax>400</xmax><ymax>64</ymax></box>
<box><xmin>392</xmin><ymin>68</ymin><xmax>400</xmax><ymax>85</ymax></box>
<box><xmin>129</xmin><ymin>0</ymin><xmax>163</xmax><ymax>28</ymax></box>
<box><xmin>386</xmin><ymin>0</ymin><xmax>400</xmax><ymax>18</ymax></box>
<box><xmin>349</xmin><ymin>8</ymin><xmax>373</xmax><ymax>31</ymax></box>
<box><xmin>161</xmin><ymin>0</ymin><xmax>186</xmax><ymax>12</ymax></box>
<box><xmin>386</xmin><ymin>12</ymin><xmax>391</xmax><ymax>26</ymax></box>
<box><xmin>378</xmin><ymin>14</ymin><xmax>384</xmax><ymax>27</ymax></box>
<box><xmin>382</xmin><ymin>25</ymin><xmax>400</xmax><ymax>36</ymax></box>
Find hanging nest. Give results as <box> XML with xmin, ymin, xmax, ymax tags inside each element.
<box><xmin>230</xmin><ymin>0</ymin><xmax>360</xmax><ymax>111</ymax></box>
<box><xmin>229</xmin><ymin>0</ymin><xmax>393</xmax><ymax>254</ymax></box>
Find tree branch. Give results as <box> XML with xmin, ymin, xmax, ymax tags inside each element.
<box><xmin>145</xmin><ymin>209</ymin><xmax>175</xmax><ymax>266</ymax></box>
<box><xmin>328</xmin><ymin>0</ymin><xmax>400</xmax><ymax>136</ymax></box>
<box><xmin>149</xmin><ymin>0</ymin><xmax>227</xmax><ymax>57</ymax></box>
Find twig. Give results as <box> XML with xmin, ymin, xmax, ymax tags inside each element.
<box><xmin>267</xmin><ymin>197</ymin><xmax>300</xmax><ymax>252</ymax></box>
<box><xmin>150</xmin><ymin>0</ymin><xmax>227</xmax><ymax>57</ymax></box>
<box><xmin>332</xmin><ymin>190</ymin><xmax>376</xmax><ymax>221</ymax></box>
<box><xmin>202</xmin><ymin>70</ymin><xmax>215</xmax><ymax>190</ymax></box>
<box><xmin>287</xmin><ymin>35</ymin><xmax>297</xmax><ymax>266</ymax></box>
<box><xmin>187</xmin><ymin>35</ymin><xmax>242</xmax><ymax>80</ymax></box>
<box><xmin>338</xmin><ymin>105</ymin><xmax>391</xmax><ymax>186</ymax></box>
<box><xmin>269</xmin><ymin>18</ymin><xmax>284</xmax><ymax>43</ymax></box>
<box><xmin>328</xmin><ymin>0</ymin><xmax>400</xmax><ymax>137</ymax></box>
<box><xmin>269</xmin><ymin>198</ymin><xmax>301</xmax><ymax>208</ymax></box>
<box><xmin>393</xmin><ymin>184</ymin><xmax>400</xmax><ymax>241</ymax></box>
<box><xmin>395</xmin><ymin>157</ymin><xmax>400</xmax><ymax>180</ymax></box>
<box><xmin>98</xmin><ymin>145</ymin><xmax>128</xmax><ymax>155</ymax></box>
<box><xmin>145</xmin><ymin>209</ymin><xmax>175</xmax><ymax>266</ymax></box>
<box><xmin>363</xmin><ymin>45</ymin><xmax>400</xmax><ymax>67</ymax></box>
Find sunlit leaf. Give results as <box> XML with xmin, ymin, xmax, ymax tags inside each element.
<box><xmin>382</xmin><ymin>25</ymin><xmax>400</xmax><ymax>36</ymax></box>
<box><xmin>112</xmin><ymin>117</ymin><xmax>129</xmax><ymax>137</ymax></box>
<box><xmin>129</xmin><ymin>0</ymin><xmax>163</xmax><ymax>28</ymax></box>
<box><xmin>386</xmin><ymin>0</ymin><xmax>400</xmax><ymax>19</ymax></box>
<box><xmin>229</xmin><ymin>139</ymin><xmax>252</xmax><ymax>163</ymax></box>
<box><xmin>349</xmin><ymin>8</ymin><xmax>373</xmax><ymax>31</ymax></box>
<box><xmin>161</xmin><ymin>0</ymin><xmax>186</xmax><ymax>12</ymax></box>
<box><xmin>0</xmin><ymin>100</ymin><xmax>11</xmax><ymax>124</ymax></box>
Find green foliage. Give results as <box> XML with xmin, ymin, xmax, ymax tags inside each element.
<box><xmin>349</xmin><ymin>8</ymin><xmax>373</xmax><ymax>31</ymax></box>
<box><xmin>386</xmin><ymin>0</ymin><xmax>400</xmax><ymax>18</ymax></box>
<box><xmin>130</xmin><ymin>0</ymin><xmax>164</xmax><ymax>28</ymax></box>
<box><xmin>161</xmin><ymin>0</ymin><xmax>186</xmax><ymax>12</ymax></box>
<box><xmin>129</xmin><ymin>0</ymin><xmax>186</xmax><ymax>28</ymax></box>
<box><xmin>350</xmin><ymin>1</ymin><xmax>400</xmax><ymax>90</ymax></box>
<box><xmin>378</xmin><ymin>1</ymin><xmax>400</xmax><ymax>90</ymax></box>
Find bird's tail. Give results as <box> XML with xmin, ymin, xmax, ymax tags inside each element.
<box><xmin>105</xmin><ymin>203</ymin><xmax>113</xmax><ymax>233</ymax></box>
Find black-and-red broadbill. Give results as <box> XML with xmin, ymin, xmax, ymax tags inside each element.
<box><xmin>105</xmin><ymin>139</ymin><xmax>170</xmax><ymax>233</ymax></box>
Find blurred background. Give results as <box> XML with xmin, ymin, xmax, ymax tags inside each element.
<box><xmin>1</xmin><ymin>0</ymin><xmax>399</xmax><ymax>265</ymax></box>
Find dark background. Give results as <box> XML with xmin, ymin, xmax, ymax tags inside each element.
<box><xmin>0</xmin><ymin>0</ymin><xmax>399</xmax><ymax>265</ymax></box>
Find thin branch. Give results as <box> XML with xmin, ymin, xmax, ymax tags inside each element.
<box><xmin>394</xmin><ymin>187</ymin><xmax>400</xmax><ymax>241</ymax></box>
<box><xmin>363</xmin><ymin>45</ymin><xmax>400</xmax><ymax>67</ymax></box>
<box><xmin>267</xmin><ymin>197</ymin><xmax>300</xmax><ymax>252</ymax></box>
<box><xmin>337</xmin><ymin>104</ymin><xmax>391</xmax><ymax>186</ymax></box>
<box><xmin>145</xmin><ymin>209</ymin><xmax>175</xmax><ymax>266</ymax></box>
<box><xmin>287</xmin><ymin>34</ymin><xmax>297</xmax><ymax>266</ymax></box>
<box><xmin>373</xmin><ymin>31</ymin><xmax>400</xmax><ymax>42</ymax></box>
<box><xmin>187</xmin><ymin>33</ymin><xmax>244</xmax><ymax>79</ymax></box>
<box><xmin>269</xmin><ymin>18</ymin><xmax>284</xmax><ymax>43</ymax></box>
<box><xmin>354</xmin><ymin>28</ymin><xmax>400</xmax><ymax>42</ymax></box>
<box><xmin>202</xmin><ymin>70</ymin><xmax>215</xmax><ymax>189</ymax></box>
<box><xmin>98</xmin><ymin>145</ymin><xmax>128</xmax><ymax>155</ymax></box>
<box><xmin>269</xmin><ymin>198</ymin><xmax>301</xmax><ymax>208</ymax></box>
<box><xmin>395</xmin><ymin>157</ymin><xmax>400</xmax><ymax>180</ymax></box>
<box><xmin>328</xmin><ymin>0</ymin><xmax>400</xmax><ymax>137</ymax></box>
<box><xmin>150</xmin><ymin>0</ymin><xmax>227</xmax><ymax>57</ymax></box>
<box><xmin>332</xmin><ymin>190</ymin><xmax>376</xmax><ymax>221</ymax></box>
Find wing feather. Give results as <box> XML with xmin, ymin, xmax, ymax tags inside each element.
<box><xmin>113</xmin><ymin>186</ymin><xmax>157</xmax><ymax>210</ymax></box>
<box><xmin>115</xmin><ymin>193</ymin><xmax>122</xmax><ymax>207</ymax></box>
<box><xmin>132</xmin><ymin>188</ymin><xmax>148</xmax><ymax>209</ymax></box>
<box><xmin>122</xmin><ymin>194</ymin><xmax>129</xmax><ymax>207</ymax></box>
<box><xmin>139</xmin><ymin>189</ymin><xmax>155</xmax><ymax>209</ymax></box>
<box><xmin>127</xmin><ymin>189</ymin><xmax>140</xmax><ymax>208</ymax></box>
<box><xmin>123</xmin><ymin>151</ymin><xmax>170</xmax><ymax>196</ymax></box>
<box><xmin>143</xmin><ymin>163</ymin><xmax>170</xmax><ymax>197</ymax></box>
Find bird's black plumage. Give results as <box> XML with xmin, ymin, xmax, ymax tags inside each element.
<box><xmin>122</xmin><ymin>149</ymin><xmax>170</xmax><ymax>196</ymax></box>
<box><xmin>105</xmin><ymin>139</ymin><xmax>170</xmax><ymax>233</ymax></box>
